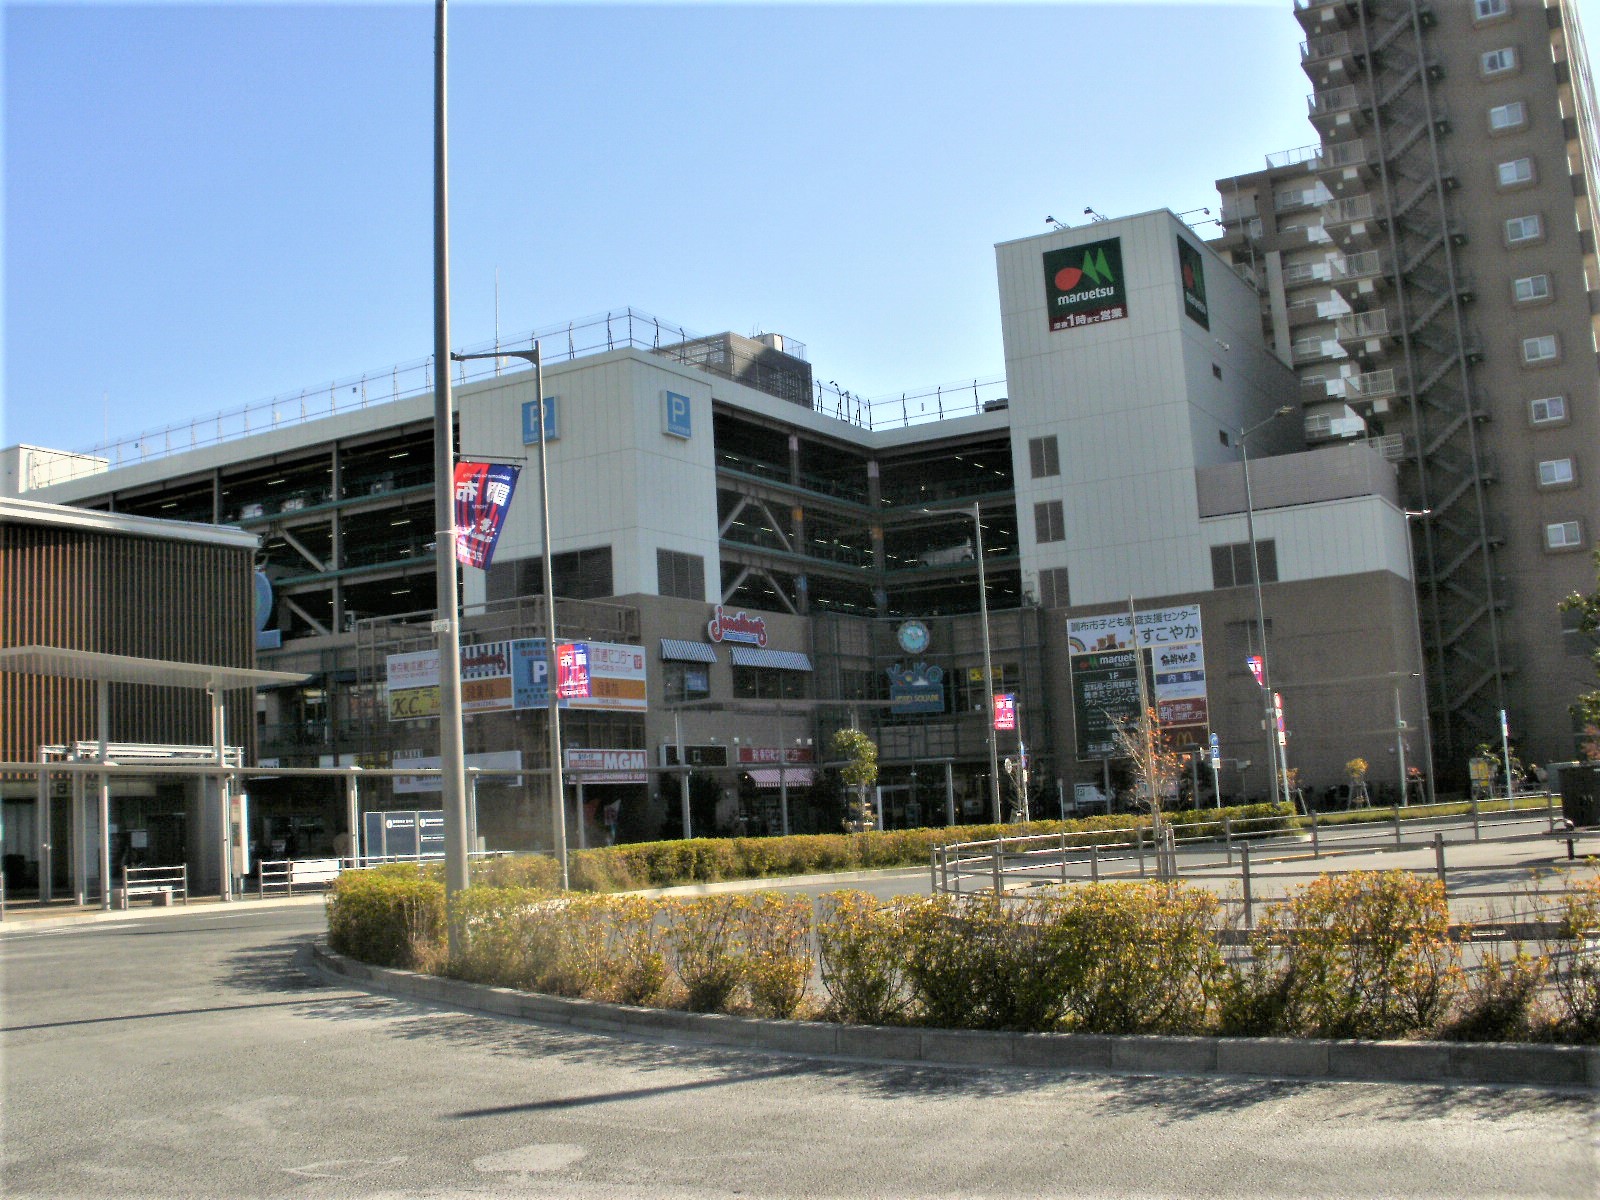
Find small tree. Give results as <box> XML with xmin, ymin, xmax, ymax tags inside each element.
<box><xmin>1345</xmin><ymin>757</ymin><xmax>1368</xmax><ymax>785</ymax></box>
<box><xmin>832</xmin><ymin>727</ymin><xmax>879</xmax><ymax>833</ymax></box>
<box><xmin>1559</xmin><ymin>550</ymin><xmax>1600</xmax><ymax>760</ymax></box>
<box><xmin>1108</xmin><ymin>705</ymin><xmax>1185</xmax><ymax>876</ymax></box>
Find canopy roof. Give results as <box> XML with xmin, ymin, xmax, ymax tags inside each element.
<box><xmin>0</xmin><ymin>645</ymin><xmax>308</xmax><ymax>691</ymax></box>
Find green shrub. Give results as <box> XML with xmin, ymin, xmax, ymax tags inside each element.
<box><xmin>594</xmin><ymin>894</ymin><xmax>670</xmax><ymax>1007</ymax></box>
<box><xmin>1249</xmin><ymin>871</ymin><xmax>1461</xmax><ymax>1039</ymax></box>
<box><xmin>740</xmin><ymin>894</ymin><xmax>815</xmax><ymax>1019</ymax></box>
<box><xmin>325</xmin><ymin>864</ymin><xmax>445</xmax><ymax>969</ymax></box>
<box><xmin>896</xmin><ymin>895</ymin><xmax>1003</xmax><ymax>1029</ymax></box>
<box><xmin>1439</xmin><ymin>949</ymin><xmax>1550</xmax><ymax>1042</ymax></box>
<box><xmin>665</xmin><ymin>896</ymin><xmax>747</xmax><ymax>1012</ymax></box>
<box><xmin>815</xmin><ymin>891</ymin><xmax>910</xmax><ymax>1025</ymax></box>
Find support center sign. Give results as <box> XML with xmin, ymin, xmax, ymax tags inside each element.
<box><xmin>1067</xmin><ymin>604</ymin><xmax>1208</xmax><ymax>757</ymax></box>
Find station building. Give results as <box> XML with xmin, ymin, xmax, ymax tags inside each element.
<box><xmin>4</xmin><ymin>211</ymin><xmax>1430</xmax><ymax>852</ymax></box>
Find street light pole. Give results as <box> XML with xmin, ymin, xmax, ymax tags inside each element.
<box><xmin>1239</xmin><ymin>406</ymin><xmax>1292</xmax><ymax>809</ymax></box>
<box><xmin>972</xmin><ymin>501</ymin><xmax>1002</xmax><ymax>824</ymax></box>
<box><xmin>451</xmin><ymin>345</ymin><xmax>568</xmax><ymax>888</ymax></box>
<box><xmin>1403</xmin><ymin>509</ymin><xmax>1438</xmax><ymax>806</ymax></box>
<box><xmin>431</xmin><ymin>0</ymin><xmax>471</xmax><ymax>948</ymax></box>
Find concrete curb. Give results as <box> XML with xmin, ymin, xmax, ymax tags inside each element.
<box><xmin>307</xmin><ymin>943</ymin><xmax>1599</xmax><ymax>1090</ymax></box>
<box><xmin>0</xmin><ymin>893</ymin><xmax>327</xmax><ymax>932</ymax></box>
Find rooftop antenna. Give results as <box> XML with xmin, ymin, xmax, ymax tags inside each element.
<box><xmin>1045</xmin><ymin>215</ymin><xmax>1067</xmax><ymax>231</ymax></box>
<box><xmin>1084</xmin><ymin>207</ymin><xmax>1108</xmax><ymax>223</ymax></box>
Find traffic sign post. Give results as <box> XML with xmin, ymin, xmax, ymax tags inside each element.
<box><xmin>1208</xmin><ymin>731</ymin><xmax>1222</xmax><ymax>808</ymax></box>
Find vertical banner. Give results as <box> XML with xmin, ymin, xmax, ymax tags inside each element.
<box><xmin>1177</xmin><ymin>235</ymin><xmax>1210</xmax><ymax>328</ymax></box>
<box><xmin>556</xmin><ymin>642</ymin><xmax>592</xmax><ymax>700</ymax></box>
<box><xmin>993</xmin><ymin>693</ymin><xmax>1017</xmax><ymax>732</ymax></box>
<box><xmin>453</xmin><ymin>460</ymin><xmax>520</xmax><ymax>569</ymax></box>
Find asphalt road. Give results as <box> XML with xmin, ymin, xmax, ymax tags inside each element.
<box><xmin>2</xmin><ymin>901</ymin><xmax>1596</xmax><ymax>1199</ymax></box>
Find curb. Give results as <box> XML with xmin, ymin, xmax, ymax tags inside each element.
<box><xmin>307</xmin><ymin>943</ymin><xmax>1600</xmax><ymax>1091</ymax></box>
<box><xmin>0</xmin><ymin>893</ymin><xmax>327</xmax><ymax>932</ymax></box>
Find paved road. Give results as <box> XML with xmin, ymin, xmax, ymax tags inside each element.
<box><xmin>3</xmin><ymin>902</ymin><xmax>1595</xmax><ymax>1199</ymax></box>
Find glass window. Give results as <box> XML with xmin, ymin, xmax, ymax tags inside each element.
<box><xmin>1489</xmin><ymin>101</ymin><xmax>1527</xmax><ymax>131</ymax></box>
<box><xmin>656</xmin><ymin>548</ymin><xmax>705</xmax><ymax>601</ymax></box>
<box><xmin>1522</xmin><ymin>335</ymin><xmax>1558</xmax><ymax>364</ymax></box>
<box><xmin>1481</xmin><ymin>47</ymin><xmax>1517</xmax><ymax>75</ymax></box>
<box><xmin>1037</xmin><ymin>566</ymin><xmax>1070</xmax><ymax>608</ymax></box>
<box><xmin>1034</xmin><ymin>499</ymin><xmax>1065</xmax><ymax>543</ymax></box>
<box><xmin>1028</xmin><ymin>435</ymin><xmax>1060</xmax><ymax>478</ymax></box>
<box><xmin>1513</xmin><ymin>274</ymin><xmax>1550</xmax><ymax>302</ymax></box>
<box><xmin>1546</xmin><ymin>521</ymin><xmax>1582</xmax><ymax>550</ymax></box>
<box><xmin>1475</xmin><ymin>0</ymin><xmax>1509</xmax><ymax>17</ymax></box>
<box><xmin>1539</xmin><ymin>458</ymin><xmax>1576</xmax><ymax>486</ymax></box>
<box><xmin>1530</xmin><ymin>395</ymin><xmax>1567</xmax><ymax>424</ymax></box>
<box><xmin>663</xmin><ymin>660</ymin><xmax>711</xmax><ymax>703</ymax></box>
<box><xmin>1497</xmin><ymin>157</ymin><xmax>1534</xmax><ymax>186</ymax></box>
<box><xmin>1505</xmin><ymin>214</ymin><xmax>1543</xmax><ymax>244</ymax></box>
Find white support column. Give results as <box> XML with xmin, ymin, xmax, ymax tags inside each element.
<box><xmin>345</xmin><ymin>769</ymin><xmax>361</xmax><ymax>866</ymax></box>
<box><xmin>71</xmin><ymin>769</ymin><xmax>86</xmax><ymax>906</ymax></box>
<box><xmin>98</xmin><ymin>680</ymin><xmax>112</xmax><ymax>911</ymax></box>
<box><xmin>211</xmin><ymin>683</ymin><xmax>231</xmax><ymax>901</ymax></box>
<box><xmin>36</xmin><ymin>762</ymin><xmax>51</xmax><ymax>904</ymax></box>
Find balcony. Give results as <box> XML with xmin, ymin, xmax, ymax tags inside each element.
<box><xmin>1344</xmin><ymin>368</ymin><xmax>1403</xmax><ymax>404</ymax></box>
<box><xmin>1282</xmin><ymin>259</ymin><xmax>1334</xmax><ymax>287</ymax></box>
<box><xmin>1335</xmin><ymin>308</ymin><xmax>1391</xmax><ymax>340</ymax></box>
<box><xmin>1322</xmin><ymin>193</ymin><xmax>1375</xmax><ymax>235</ymax></box>
<box><xmin>1300</xmin><ymin>31</ymin><xmax>1358</xmax><ymax>80</ymax></box>
<box><xmin>1308</xmin><ymin>85</ymin><xmax>1367</xmax><ymax>133</ymax></box>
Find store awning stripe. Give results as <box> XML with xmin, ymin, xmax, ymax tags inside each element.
<box><xmin>728</xmin><ymin>647</ymin><xmax>813</xmax><ymax>671</ymax></box>
<box><xmin>659</xmin><ymin>639</ymin><xmax>718</xmax><ymax>664</ymax></box>
<box><xmin>748</xmin><ymin>767</ymin><xmax>815</xmax><ymax>788</ymax></box>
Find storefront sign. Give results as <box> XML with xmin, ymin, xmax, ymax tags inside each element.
<box><xmin>1043</xmin><ymin>237</ymin><xmax>1128</xmax><ymax>331</ymax></box>
<box><xmin>565</xmin><ymin>748</ymin><xmax>648</xmax><ymax>785</ymax></box>
<box><xmin>707</xmin><ymin>605</ymin><xmax>768</xmax><ymax>647</ymax></box>
<box><xmin>888</xmin><ymin>661</ymin><xmax>946</xmax><ymax>714</ymax></box>
<box><xmin>1068</xmin><ymin>604</ymin><xmax>1210</xmax><ymax>757</ymax></box>
<box><xmin>1177</xmin><ymin>236</ymin><xmax>1209</xmax><ymax>328</ymax></box>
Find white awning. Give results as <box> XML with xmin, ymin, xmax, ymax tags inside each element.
<box><xmin>660</xmin><ymin>639</ymin><xmax>718</xmax><ymax>664</ymax></box>
<box><xmin>0</xmin><ymin>645</ymin><xmax>309</xmax><ymax>691</ymax></box>
<box><xmin>747</xmin><ymin>767</ymin><xmax>814</xmax><ymax>788</ymax></box>
<box><xmin>728</xmin><ymin>646</ymin><xmax>813</xmax><ymax>671</ymax></box>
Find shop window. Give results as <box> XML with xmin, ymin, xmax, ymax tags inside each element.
<box><xmin>732</xmin><ymin>667</ymin><xmax>808</xmax><ymax>700</ymax></box>
<box><xmin>663</xmin><ymin>660</ymin><xmax>711</xmax><ymax>703</ymax></box>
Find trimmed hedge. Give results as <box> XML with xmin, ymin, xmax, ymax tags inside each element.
<box><xmin>470</xmin><ymin>802</ymin><xmax>1297</xmax><ymax>894</ymax></box>
<box><xmin>325</xmin><ymin>863</ymin><xmax>444</xmax><ymax>968</ymax></box>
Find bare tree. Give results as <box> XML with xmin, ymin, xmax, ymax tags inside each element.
<box><xmin>1108</xmin><ymin>704</ymin><xmax>1186</xmax><ymax>877</ymax></box>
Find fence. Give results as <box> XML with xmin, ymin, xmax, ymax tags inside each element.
<box><xmin>930</xmin><ymin>795</ymin><xmax>1587</xmax><ymax>930</ymax></box>
<box><xmin>118</xmin><ymin>864</ymin><xmax>189</xmax><ymax>908</ymax></box>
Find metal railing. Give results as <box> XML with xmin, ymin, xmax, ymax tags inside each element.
<box><xmin>930</xmin><ymin>795</ymin><xmax>1572</xmax><ymax>911</ymax></box>
<box><xmin>119</xmin><ymin>864</ymin><xmax>189</xmax><ymax>908</ymax></box>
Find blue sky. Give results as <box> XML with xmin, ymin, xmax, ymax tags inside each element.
<box><xmin>6</xmin><ymin>1</ymin><xmax>1582</xmax><ymax>455</ymax></box>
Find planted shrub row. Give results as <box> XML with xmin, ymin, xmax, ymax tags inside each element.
<box><xmin>325</xmin><ymin>868</ymin><xmax>1600</xmax><ymax>1043</ymax></box>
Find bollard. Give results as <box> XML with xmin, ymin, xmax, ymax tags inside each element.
<box><xmin>1241</xmin><ymin>843</ymin><xmax>1254</xmax><ymax>930</ymax></box>
<box><xmin>993</xmin><ymin>839</ymin><xmax>1003</xmax><ymax>896</ymax></box>
<box><xmin>1060</xmin><ymin>833</ymin><xmax>1069</xmax><ymax>885</ymax></box>
<box><xmin>1136</xmin><ymin>827</ymin><xmax>1147</xmax><ymax>877</ymax></box>
<box><xmin>1310</xmin><ymin>808</ymin><xmax>1320</xmax><ymax>859</ymax></box>
<box><xmin>1434</xmin><ymin>832</ymin><xmax>1447</xmax><ymax>888</ymax></box>
<box><xmin>1471</xmin><ymin>794</ymin><xmax>1481</xmax><ymax>841</ymax></box>
<box><xmin>1548</xmin><ymin>792</ymin><xmax>1558</xmax><ymax>834</ymax></box>
<box><xmin>1090</xmin><ymin>842</ymin><xmax>1100</xmax><ymax>883</ymax></box>
<box><xmin>1224</xmin><ymin>814</ymin><xmax>1233</xmax><ymax>866</ymax></box>
<box><xmin>930</xmin><ymin>849</ymin><xmax>939</xmax><ymax>894</ymax></box>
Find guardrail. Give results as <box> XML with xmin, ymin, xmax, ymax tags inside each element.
<box><xmin>118</xmin><ymin>864</ymin><xmax>189</xmax><ymax>908</ymax></box>
<box><xmin>256</xmin><ymin>850</ymin><xmax>515</xmax><ymax>897</ymax></box>
<box><xmin>931</xmin><ymin>794</ymin><xmax>1572</xmax><ymax>914</ymax></box>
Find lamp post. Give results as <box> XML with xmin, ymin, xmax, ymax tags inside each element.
<box><xmin>430</xmin><ymin>0</ymin><xmax>472</xmax><ymax>947</ymax></box>
<box><xmin>451</xmin><ymin>345</ymin><xmax>568</xmax><ymax>889</ymax></box>
<box><xmin>1403</xmin><ymin>509</ymin><xmax>1438</xmax><ymax>806</ymax></box>
<box><xmin>1239</xmin><ymin>406</ymin><xmax>1293</xmax><ymax>808</ymax></box>
<box><xmin>921</xmin><ymin>501</ymin><xmax>1001</xmax><ymax>823</ymax></box>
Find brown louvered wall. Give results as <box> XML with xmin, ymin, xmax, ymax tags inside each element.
<box><xmin>1</xmin><ymin>521</ymin><xmax>255</xmax><ymax>765</ymax></box>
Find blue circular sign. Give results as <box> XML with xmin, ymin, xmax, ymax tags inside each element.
<box><xmin>896</xmin><ymin>620</ymin><xmax>930</xmax><ymax>655</ymax></box>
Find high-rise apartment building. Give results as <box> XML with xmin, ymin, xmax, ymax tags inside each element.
<box><xmin>1216</xmin><ymin>0</ymin><xmax>1600</xmax><ymax>771</ymax></box>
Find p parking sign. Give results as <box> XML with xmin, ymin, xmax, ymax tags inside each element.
<box><xmin>663</xmin><ymin>391</ymin><xmax>692</xmax><ymax>439</ymax></box>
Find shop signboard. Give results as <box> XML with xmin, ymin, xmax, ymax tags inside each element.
<box><xmin>389</xmin><ymin>637</ymin><xmax>639</xmax><ymax>720</ymax></box>
<box><xmin>1177</xmin><ymin>236</ymin><xmax>1210</xmax><ymax>329</ymax></box>
<box><xmin>887</xmin><ymin>661</ymin><xmax>946</xmax><ymax>714</ymax></box>
<box><xmin>392</xmin><ymin>750</ymin><xmax>524</xmax><ymax>795</ymax></box>
<box><xmin>707</xmin><ymin>605</ymin><xmax>768</xmax><ymax>647</ymax></box>
<box><xmin>363</xmin><ymin>809</ymin><xmax>446</xmax><ymax>859</ymax></box>
<box><xmin>571</xmin><ymin>641</ymin><xmax>649</xmax><ymax>710</ymax></box>
<box><xmin>565</xmin><ymin>748</ymin><xmax>648</xmax><ymax>785</ymax></box>
<box><xmin>1043</xmin><ymin>237</ymin><xmax>1127</xmax><ymax>331</ymax></box>
<box><xmin>1068</xmin><ymin>604</ymin><xmax>1209</xmax><ymax>756</ymax></box>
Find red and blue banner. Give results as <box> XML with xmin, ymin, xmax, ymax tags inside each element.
<box><xmin>993</xmin><ymin>693</ymin><xmax>1017</xmax><ymax>732</ymax></box>
<box><xmin>453</xmin><ymin>461</ymin><xmax>520</xmax><ymax>569</ymax></box>
<box><xmin>556</xmin><ymin>642</ymin><xmax>592</xmax><ymax>700</ymax></box>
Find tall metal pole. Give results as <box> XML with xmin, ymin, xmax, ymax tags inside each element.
<box><xmin>1403</xmin><ymin>509</ymin><xmax>1438</xmax><ymax>806</ymax></box>
<box><xmin>674</xmin><ymin>709</ymin><xmax>692</xmax><ymax>840</ymax></box>
<box><xmin>973</xmin><ymin>501</ymin><xmax>1001</xmax><ymax>824</ymax></box>
<box><xmin>1394</xmin><ymin>686</ymin><xmax>1409</xmax><ymax>808</ymax></box>
<box><xmin>532</xmin><ymin>345</ymin><xmax>569</xmax><ymax>889</ymax></box>
<box><xmin>1240</xmin><ymin>409</ymin><xmax>1291</xmax><ymax>808</ymax></box>
<box><xmin>432</xmin><ymin>0</ymin><xmax>471</xmax><ymax>950</ymax></box>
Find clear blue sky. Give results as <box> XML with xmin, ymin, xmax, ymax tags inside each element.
<box><xmin>5</xmin><ymin>1</ymin><xmax>1586</xmax><ymax>455</ymax></box>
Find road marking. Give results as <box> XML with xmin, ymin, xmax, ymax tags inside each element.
<box><xmin>284</xmin><ymin>1156</ymin><xmax>407</xmax><ymax>1180</ymax></box>
<box><xmin>474</xmin><ymin>1143</ymin><xmax>586</xmax><ymax>1175</ymax></box>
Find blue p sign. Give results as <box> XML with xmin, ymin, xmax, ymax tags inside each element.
<box><xmin>663</xmin><ymin>391</ymin><xmax>692</xmax><ymax>439</ymax></box>
<box><xmin>522</xmin><ymin>396</ymin><xmax>559</xmax><ymax>444</ymax></box>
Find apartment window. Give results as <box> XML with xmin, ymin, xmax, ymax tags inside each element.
<box><xmin>1037</xmin><ymin>566</ymin><xmax>1070</xmax><ymax>609</ymax></box>
<box><xmin>1546</xmin><ymin>520</ymin><xmax>1583</xmax><ymax>550</ymax></box>
<box><xmin>1505</xmin><ymin>214</ymin><xmax>1543</xmax><ymax>244</ymax></box>
<box><xmin>1497</xmin><ymin>157</ymin><xmax>1535</xmax><ymax>187</ymax></box>
<box><xmin>1530</xmin><ymin>395</ymin><xmax>1568</xmax><ymax>424</ymax></box>
<box><xmin>1513</xmin><ymin>274</ymin><xmax>1551</xmax><ymax>303</ymax></box>
<box><xmin>1211</xmin><ymin>540</ymin><xmax>1278</xmax><ymax>589</ymax></box>
<box><xmin>1481</xmin><ymin>47</ymin><xmax>1518</xmax><ymax>75</ymax></box>
<box><xmin>1212</xmin><ymin>364</ymin><xmax>1224</xmax><ymax>380</ymax></box>
<box><xmin>1539</xmin><ymin>458</ymin><xmax>1576</xmax><ymax>487</ymax></box>
<box><xmin>663</xmin><ymin>660</ymin><xmax>711</xmax><ymax>703</ymax></box>
<box><xmin>1522</xmin><ymin>334</ymin><xmax>1559</xmax><ymax>364</ymax></box>
<box><xmin>1474</xmin><ymin>0</ymin><xmax>1509</xmax><ymax>17</ymax></box>
<box><xmin>1488</xmin><ymin>101</ymin><xmax>1527</xmax><ymax>131</ymax></box>
<box><xmin>656</xmin><ymin>548</ymin><xmax>705</xmax><ymax>601</ymax></box>
<box><xmin>1034</xmin><ymin>499</ymin><xmax>1065</xmax><ymax>544</ymax></box>
<box><xmin>1028</xmin><ymin>435</ymin><xmax>1060</xmax><ymax>478</ymax></box>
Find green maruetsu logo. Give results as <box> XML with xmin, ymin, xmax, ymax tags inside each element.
<box><xmin>1043</xmin><ymin>237</ymin><xmax>1128</xmax><ymax>331</ymax></box>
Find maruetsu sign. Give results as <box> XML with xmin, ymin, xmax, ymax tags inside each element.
<box><xmin>1043</xmin><ymin>237</ymin><xmax>1128</xmax><ymax>331</ymax></box>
